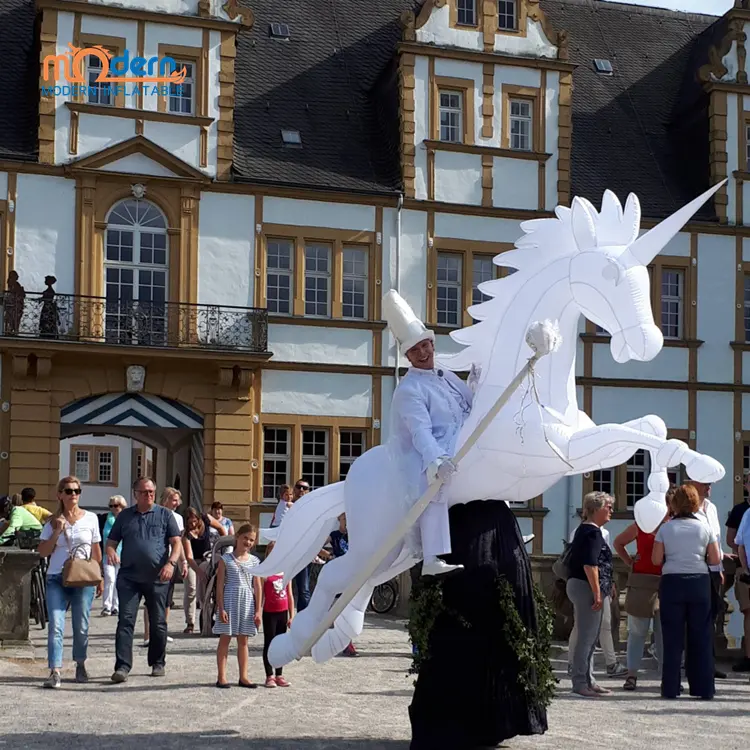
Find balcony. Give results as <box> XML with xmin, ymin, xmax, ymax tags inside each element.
<box><xmin>0</xmin><ymin>292</ymin><xmax>269</xmax><ymax>353</ymax></box>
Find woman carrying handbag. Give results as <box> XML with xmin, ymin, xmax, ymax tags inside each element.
<box><xmin>38</xmin><ymin>476</ymin><xmax>103</xmax><ymax>689</ymax></box>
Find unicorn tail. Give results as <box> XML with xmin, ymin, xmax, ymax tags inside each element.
<box><xmin>253</xmin><ymin>481</ymin><xmax>345</xmax><ymax>584</ymax></box>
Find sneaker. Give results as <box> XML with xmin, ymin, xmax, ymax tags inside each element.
<box><xmin>75</xmin><ymin>663</ymin><xmax>88</xmax><ymax>684</ymax></box>
<box><xmin>111</xmin><ymin>669</ymin><xmax>128</xmax><ymax>684</ymax></box>
<box><xmin>100</xmin><ymin>609</ymin><xmax>111</xmax><ymax>617</ymax></box>
<box><xmin>606</xmin><ymin>661</ymin><xmax>628</xmax><ymax>678</ymax></box>
<box><xmin>141</xmin><ymin>640</ymin><xmax>149</xmax><ymax>647</ymax></box>
<box><xmin>166</xmin><ymin>636</ymin><xmax>174</xmax><ymax>643</ymax></box>
<box><xmin>715</xmin><ymin>669</ymin><xmax>727</xmax><ymax>679</ymax></box>
<box><xmin>43</xmin><ymin>671</ymin><xmax>61</xmax><ymax>689</ymax></box>
<box><xmin>342</xmin><ymin>643</ymin><xmax>359</xmax><ymax>657</ymax></box>
<box><xmin>151</xmin><ymin>665</ymin><xmax>165</xmax><ymax>677</ymax></box>
<box><xmin>732</xmin><ymin>658</ymin><xmax>750</xmax><ymax>672</ymax></box>
<box><xmin>265</xmin><ymin>676</ymin><xmax>277</xmax><ymax>688</ymax></box>
<box><xmin>112</xmin><ymin>608</ymin><xmax>118</xmax><ymax>615</ymax></box>
<box><xmin>275</xmin><ymin>676</ymin><xmax>291</xmax><ymax>687</ymax></box>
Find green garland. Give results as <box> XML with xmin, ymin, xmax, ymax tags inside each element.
<box><xmin>407</xmin><ymin>575</ymin><xmax>556</xmax><ymax>707</ymax></box>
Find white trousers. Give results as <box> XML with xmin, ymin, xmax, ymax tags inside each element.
<box><xmin>103</xmin><ymin>561</ymin><xmax>119</xmax><ymax>612</ymax></box>
<box><xmin>568</xmin><ymin>595</ymin><xmax>617</xmax><ymax>667</ymax></box>
<box><xmin>420</xmin><ymin>497</ymin><xmax>452</xmax><ymax>558</ymax></box>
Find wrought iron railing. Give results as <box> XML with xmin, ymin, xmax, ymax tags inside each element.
<box><xmin>0</xmin><ymin>292</ymin><xmax>268</xmax><ymax>353</ymax></box>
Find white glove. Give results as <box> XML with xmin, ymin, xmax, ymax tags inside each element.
<box><xmin>427</xmin><ymin>456</ymin><xmax>457</xmax><ymax>484</ymax></box>
<box><xmin>467</xmin><ymin>363</ymin><xmax>482</xmax><ymax>394</ymax></box>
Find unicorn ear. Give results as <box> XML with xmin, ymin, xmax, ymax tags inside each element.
<box><xmin>571</xmin><ymin>197</ymin><xmax>598</xmax><ymax>251</ymax></box>
<box><xmin>597</xmin><ymin>190</ymin><xmax>624</xmax><ymax>245</ymax></box>
<box><xmin>622</xmin><ymin>193</ymin><xmax>641</xmax><ymax>245</ymax></box>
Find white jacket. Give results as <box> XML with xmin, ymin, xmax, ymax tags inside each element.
<box><xmin>389</xmin><ymin>367</ymin><xmax>473</xmax><ymax>501</ymax></box>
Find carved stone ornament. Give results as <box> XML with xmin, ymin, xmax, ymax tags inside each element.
<box><xmin>198</xmin><ymin>0</ymin><xmax>211</xmax><ymax>18</ymax></box>
<box><xmin>131</xmin><ymin>183</ymin><xmax>147</xmax><ymax>199</ymax></box>
<box><xmin>126</xmin><ymin>365</ymin><xmax>146</xmax><ymax>393</ymax></box>
<box><xmin>222</xmin><ymin>0</ymin><xmax>254</xmax><ymax>27</ymax></box>
<box><xmin>699</xmin><ymin>16</ymin><xmax>747</xmax><ymax>83</ymax></box>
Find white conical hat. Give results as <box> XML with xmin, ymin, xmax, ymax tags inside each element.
<box><xmin>382</xmin><ymin>289</ymin><xmax>434</xmax><ymax>356</ymax></box>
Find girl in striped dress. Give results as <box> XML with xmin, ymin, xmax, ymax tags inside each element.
<box><xmin>214</xmin><ymin>524</ymin><xmax>262</xmax><ymax>689</ymax></box>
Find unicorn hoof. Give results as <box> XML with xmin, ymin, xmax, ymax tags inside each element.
<box><xmin>268</xmin><ymin>633</ymin><xmax>300</xmax><ymax>669</ymax></box>
<box><xmin>684</xmin><ymin>453</ymin><xmax>725</xmax><ymax>484</ymax></box>
<box><xmin>634</xmin><ymin>493</ymin><xmax>668</xmax><ymax>534</ymax></box>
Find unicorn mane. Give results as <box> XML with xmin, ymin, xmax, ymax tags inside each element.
<box><xmin>438</xmin><ymin>190</ymin><xmax>642</xmax><ymax>372</ymax></box>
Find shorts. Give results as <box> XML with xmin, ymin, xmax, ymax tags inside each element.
<box><xmin>736</xmin><ymin>578</ymin><xmax>750</xmax><ymax>613</ymax></box>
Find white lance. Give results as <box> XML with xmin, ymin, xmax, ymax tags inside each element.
<box><xmin>297</xmin><ymin>320</ymin><xmax>562</xmax><ymax>660</ymax></box>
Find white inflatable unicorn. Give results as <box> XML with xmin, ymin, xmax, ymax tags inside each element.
<box><xmin>254</xmin><ymin>183</ymin><xmax>726</xmax><ymax>668</ymax></box>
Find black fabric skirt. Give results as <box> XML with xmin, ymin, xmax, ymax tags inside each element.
<box><xmin>409</xmin><ymin>500</ymin><xmax>548</xmax><ymax>750</ymax></box>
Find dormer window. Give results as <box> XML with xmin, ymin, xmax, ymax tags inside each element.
<box><xmin>509</xmin><ymin>99</ymin><xmax>532</xmax><ymax>151</ymax></box>
<box><xmin>498</xmin><ymin>0</ymin><xmax>517</xmax><ymax>30</ymax></box>
<box><xmin>457</xmin><ymin>0</ymin><xmax>477</xmax><ymax>26</ymax></box>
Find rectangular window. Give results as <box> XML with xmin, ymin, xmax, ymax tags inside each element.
<box><xmin>302</xmin><ymin>429</ymin><xmax>329</xmax><ymax>490</ymax></box>
<box><xmin>457</xmin><ymin>0</ymin><xmax>477</xmax><ymax>25</ymax></box>
<box><xmin>266</xmin><ymin>238</ymin><xmax>294</xmax><ymax>315</ymax></box>
<box><xmin>626</xmin><ymin>450</ymin><xmax>650</xmax><ymax>508</ymax></box>
<box><xmin>592</xmin><ymin>469</ymin><xmax>614</xmax><ymax>496</ymax></box>
<box><xmin>436</xmin><ymin>253</ymin><xmax>462</xmax><ymax>327</ymax></box>
<box><xmin>87</xmin><ymin>54</ymin><xmax>113</xmax><ymax>106</ymax></box>
<box><xmin>498</xmin><ymin>0</ymin><xmax>517</xmax><ymax>29</ymax></box>
<box><xmin>304</xmin><ymin>242</ymin><xmax>332</xmax><ymax>317</ymax></box>
<box><xmin>744</xmin><ymin>276</ymin><xmax>750</xmax><ymax>343</ymax></box>
<box><xmin>74</xmin><ymin>449</ymin><xmax>91</xmax><ymax>483</ymax></box>
<box><xmin>439</xmin><ymin>90</ymin><xmax>463</xmax><ymax>144</ymax></box>
<box><xmin>509</xmin><ymin>98</ymin><xmax>532</xmax><ymax>151</ymax></box>
<box><xmin>747</xmin><ymin>125</ymin><xmax>750</xmax><ymax>170</ymax></box>
<box><xmin>471</xmin><ymin>255</ymin><xmax>494</xmax><ymax>308</ymax></box>
<box><xmin>263</xmin><ymin>427</ymin><xmax>290</xmax><ymax>499</ymax></box>
<box><xmin>342</xmin><ymin>246</ymin><xmax>368</xmax><ymax>320</ymax></box>
<box><xmin>339</xmin><ymin>430</ymin><xmax>366</xmax><ymax>481</ymax></box>
<box><xmin>660</xmin><ymin>268</ymin><xmax>684</xmax><ymax>340</ymax></box>
<box><xmin>97</xmin><ymin>450</ymin><xmax>114</xmax><ymax>484</ymax></box>
<box><xmin>168</xmin><ymin>59</ymin><xmax>195</xmax><ymax>115</ymax></box>
<box><xmin>667</xmin><ymin>466</ymin><xmax>683</xmax><ymax>489</ymax></box>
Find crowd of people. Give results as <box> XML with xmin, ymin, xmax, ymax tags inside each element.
<box><xmin>0</xmin><ymin>475</ymin><xmax>353</xmax><ymax>690</ymax></box>
<box><xmin>563</xmin><ymin>479</ymin><xmax>750</xmax><ymax>699</ymax></box>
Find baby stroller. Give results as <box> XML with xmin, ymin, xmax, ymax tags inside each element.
<box><xmin>200</xmin><ymin>535</ymin><xmax>235</xmax><ymax>636</ymax></box>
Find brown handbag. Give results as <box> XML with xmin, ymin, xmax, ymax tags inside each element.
<box><xmin>62</xmin><ymin>527</ymin><xmax>103</xmax><ymax>588</ymax></box>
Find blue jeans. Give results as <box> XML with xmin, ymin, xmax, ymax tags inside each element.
<box><xmin>660</xmin><ymin>573</ymin><xmax>714</xmax><ymax>699</ymax></box>
<box><xmin>115</xmin><ymin>575</ymin><xmax>169</xmax><ymax>673</ymax></box>
<box><xmin>46</xmin><ymin>574</ymin><xmax>95</xmax><ymax>670</ymax></box>
<box><xmin>294</xmin><ymin>565</ymin><xmax>311</xmax><ymax>612</ymax></box>
<box><xmin>626</xmin><ymin>614</ymin><xmax>663</xmax><ymax>674</ymax></box>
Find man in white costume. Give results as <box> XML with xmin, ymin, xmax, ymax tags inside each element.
<box><xmin>384</xmin><ymin>290</ymin><xmax>476</xmax><ymax>577</ymax></box>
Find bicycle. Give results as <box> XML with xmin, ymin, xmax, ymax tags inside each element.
<box><xmin>16</xmin><ymin>529</ymin><xmax>47</xmax><ymax>629</ymax></box>
<box><xmin>369</xmin><ymin>579</ymin><xmax>399</xmax><ymax>614</ymax></box>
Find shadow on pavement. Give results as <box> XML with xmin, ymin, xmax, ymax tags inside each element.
<box><xmin>0</xmin><ymin>732</ymin><xmax>410</xmax><ymax>749</ymax></box>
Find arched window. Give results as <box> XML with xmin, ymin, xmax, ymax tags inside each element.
<box><xmin>104</xmin><ymin>199</ymin><xmax>168</xmax><ymax>345</ymax></box>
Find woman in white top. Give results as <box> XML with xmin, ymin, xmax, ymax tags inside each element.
<box><xmin>143</xmin><ymin>487</ymin><xmax>188</xmax><ymax>646</ymax></box>
<box><xmin>37</xmin><ymin>476</ymin><xmax>102</xmax><ymax>689</ymax></box>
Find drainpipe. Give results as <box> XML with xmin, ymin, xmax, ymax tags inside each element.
<box><xmin>565</xmin><ymin>475</ymin><xmax>574</xmax><ymax>542</ymax></box>
<box><xmin>394</xmin><ymin>192</ymin><xmax>403</xmax><ymax>386</ymax></box>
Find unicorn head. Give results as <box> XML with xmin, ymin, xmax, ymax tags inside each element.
<box><xmin>567</xmin><ymin>182</ymin><xmax>724</xmax><ymax>363</ymax></box>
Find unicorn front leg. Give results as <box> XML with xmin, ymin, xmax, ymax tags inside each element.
<box><xmin>556</xmin><ymin>419</ymin><xmax>724</xmax><ymax>531</ymax></box>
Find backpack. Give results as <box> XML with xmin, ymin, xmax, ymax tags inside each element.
<box><xmin>552</xmin><ymin>538</ymin><xmax>573</xmax><ymax>581</ymax></box>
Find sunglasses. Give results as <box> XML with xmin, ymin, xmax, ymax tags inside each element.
<box><xmin>63</xmin><ymin>487</ymin><xmax>82</xmax><ymax>496</ymax></box>
<box><xmin>295</xmin><ymin>484</ymin><xmax>310</xmax><ymax>491</ymax></box>
<box><xmin>109</xmin><ymin>504</ymin><xmax>122</xmax><ymax>509</ymax></box>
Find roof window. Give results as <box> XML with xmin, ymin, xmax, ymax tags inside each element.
<box><xmin>281</xmin><ymin>130</ymin><xmax>302</xmax><ymax>146</ymax></box>
<box><xmin>270</xmin><ymin>23</ymin><xmax>290</xmax><ymax>39</ymax></box>
<box><xmin>593</xmin><ymin>59</ymin><xmax>613</xmax><ymax>75</ymax></box>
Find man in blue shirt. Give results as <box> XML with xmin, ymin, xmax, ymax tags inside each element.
<box><xmin>106</xmin><ymin>477</ymin><xmax>182</xmax><ymax>682</ymax></box>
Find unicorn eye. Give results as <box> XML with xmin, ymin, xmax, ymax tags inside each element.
<box><xmin>601</xmin><ymin>258</ymin><xmax>622</xmax><ymax>285</ymax></box>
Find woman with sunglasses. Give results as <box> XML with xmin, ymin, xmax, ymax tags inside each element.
<box><xmin>38</xmin><ymin>476</ymin><xmax>103</xmax><ymax>689</ymax></box>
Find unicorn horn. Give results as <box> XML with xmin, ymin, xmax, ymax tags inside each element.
<box><xmin>629</xmin><ymin>180</ymin><xmax>727</xmax><ymax>266</ymax></box>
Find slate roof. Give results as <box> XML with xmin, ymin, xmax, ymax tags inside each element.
<box><xmin>0</xmin><ymin>0</ymin><xmax>729</xmax><ymax>217</ymax></box>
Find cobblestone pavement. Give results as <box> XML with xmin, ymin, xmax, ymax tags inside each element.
<box><xmin>0</xmin><ymin>603</ymin><xmax>748</xmax><ymax>750</ymax></box>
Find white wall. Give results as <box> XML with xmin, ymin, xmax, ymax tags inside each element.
<box><xmin>434</xmin><ymin>151</ymin><xmax>482</xmax><ymax>205</ymax></box>
<box><xmin>492</xmin><ymin>158</ymin><xmax>537</xmax><ymax>209</ymax></box>
<box><xmin>591</xmin><ymin>386</ymin><xmax>688</xmax><ymax>429</ymax></box>
<box><xmin>143</xmin><ymin>121</ymin><xmax>206</xmax><ymax>175</ymax></box>
<box><xmin>697</xmin><ymin>233</ymin><xmax>735</xmax><ymax>383</ymax></box>
<box><xmin>59</xmin><ymin>434</ymin><xmax>139</xmax><ymax>511</ymax></box>
<box><xmin>268</xmin><ymin>325</ymin><xmax>372</xmax><ymax>366</ymax></box>
<box><xmin>261</xmin><ymin>370</ymin><xmax>372</xmax><ymax>418</ymax></box>
<box><xmin>197</xmin><ymin>192</ymin><xmax>254</xmax><ymax>307</ymax></box>
<box><xmin>398</xmin><ymin>210</ymin><xmax>428</xmax><ymax>321</ymax></box>
<box><xmin>434</xmin><ymin>212</ymin><xmax>522</xmax><ymax>243</ymax></box>
<box><xmin>14</xmin><ymin>175</ymin><xmax>76</xmax><ymax>295</ymax></box>
<box><xmin>86</xmin><ymin>0</ymin><xmax>244</xmax><ymax>22</ymax></box>
<box><xmin>414</xmin><ymin>55</ymin><xmax>430</xmax><ymax>201</ymax></box>
<box><xmin>545</xmin><ymin>71</ymin><xmax>560</xmax><ymax>211</ymax></box>
<box><xmin>76</xmin><ymin>115</ymin><xmax>136</xmax><ymax>161</ymax></box>
<box><xmin>263</xmin><ymin>198</ymin><xmax>375</xmax><ymax>232</ymax></box>
<box><xmin>592</xmin><ymin>344</ymin><xmax>688</xmax><ymax>382</ymax></box>
<box><xmin>727</xmin><ymin>93</ymin><xmax>739</xmax><ymax>225</ymax></box>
